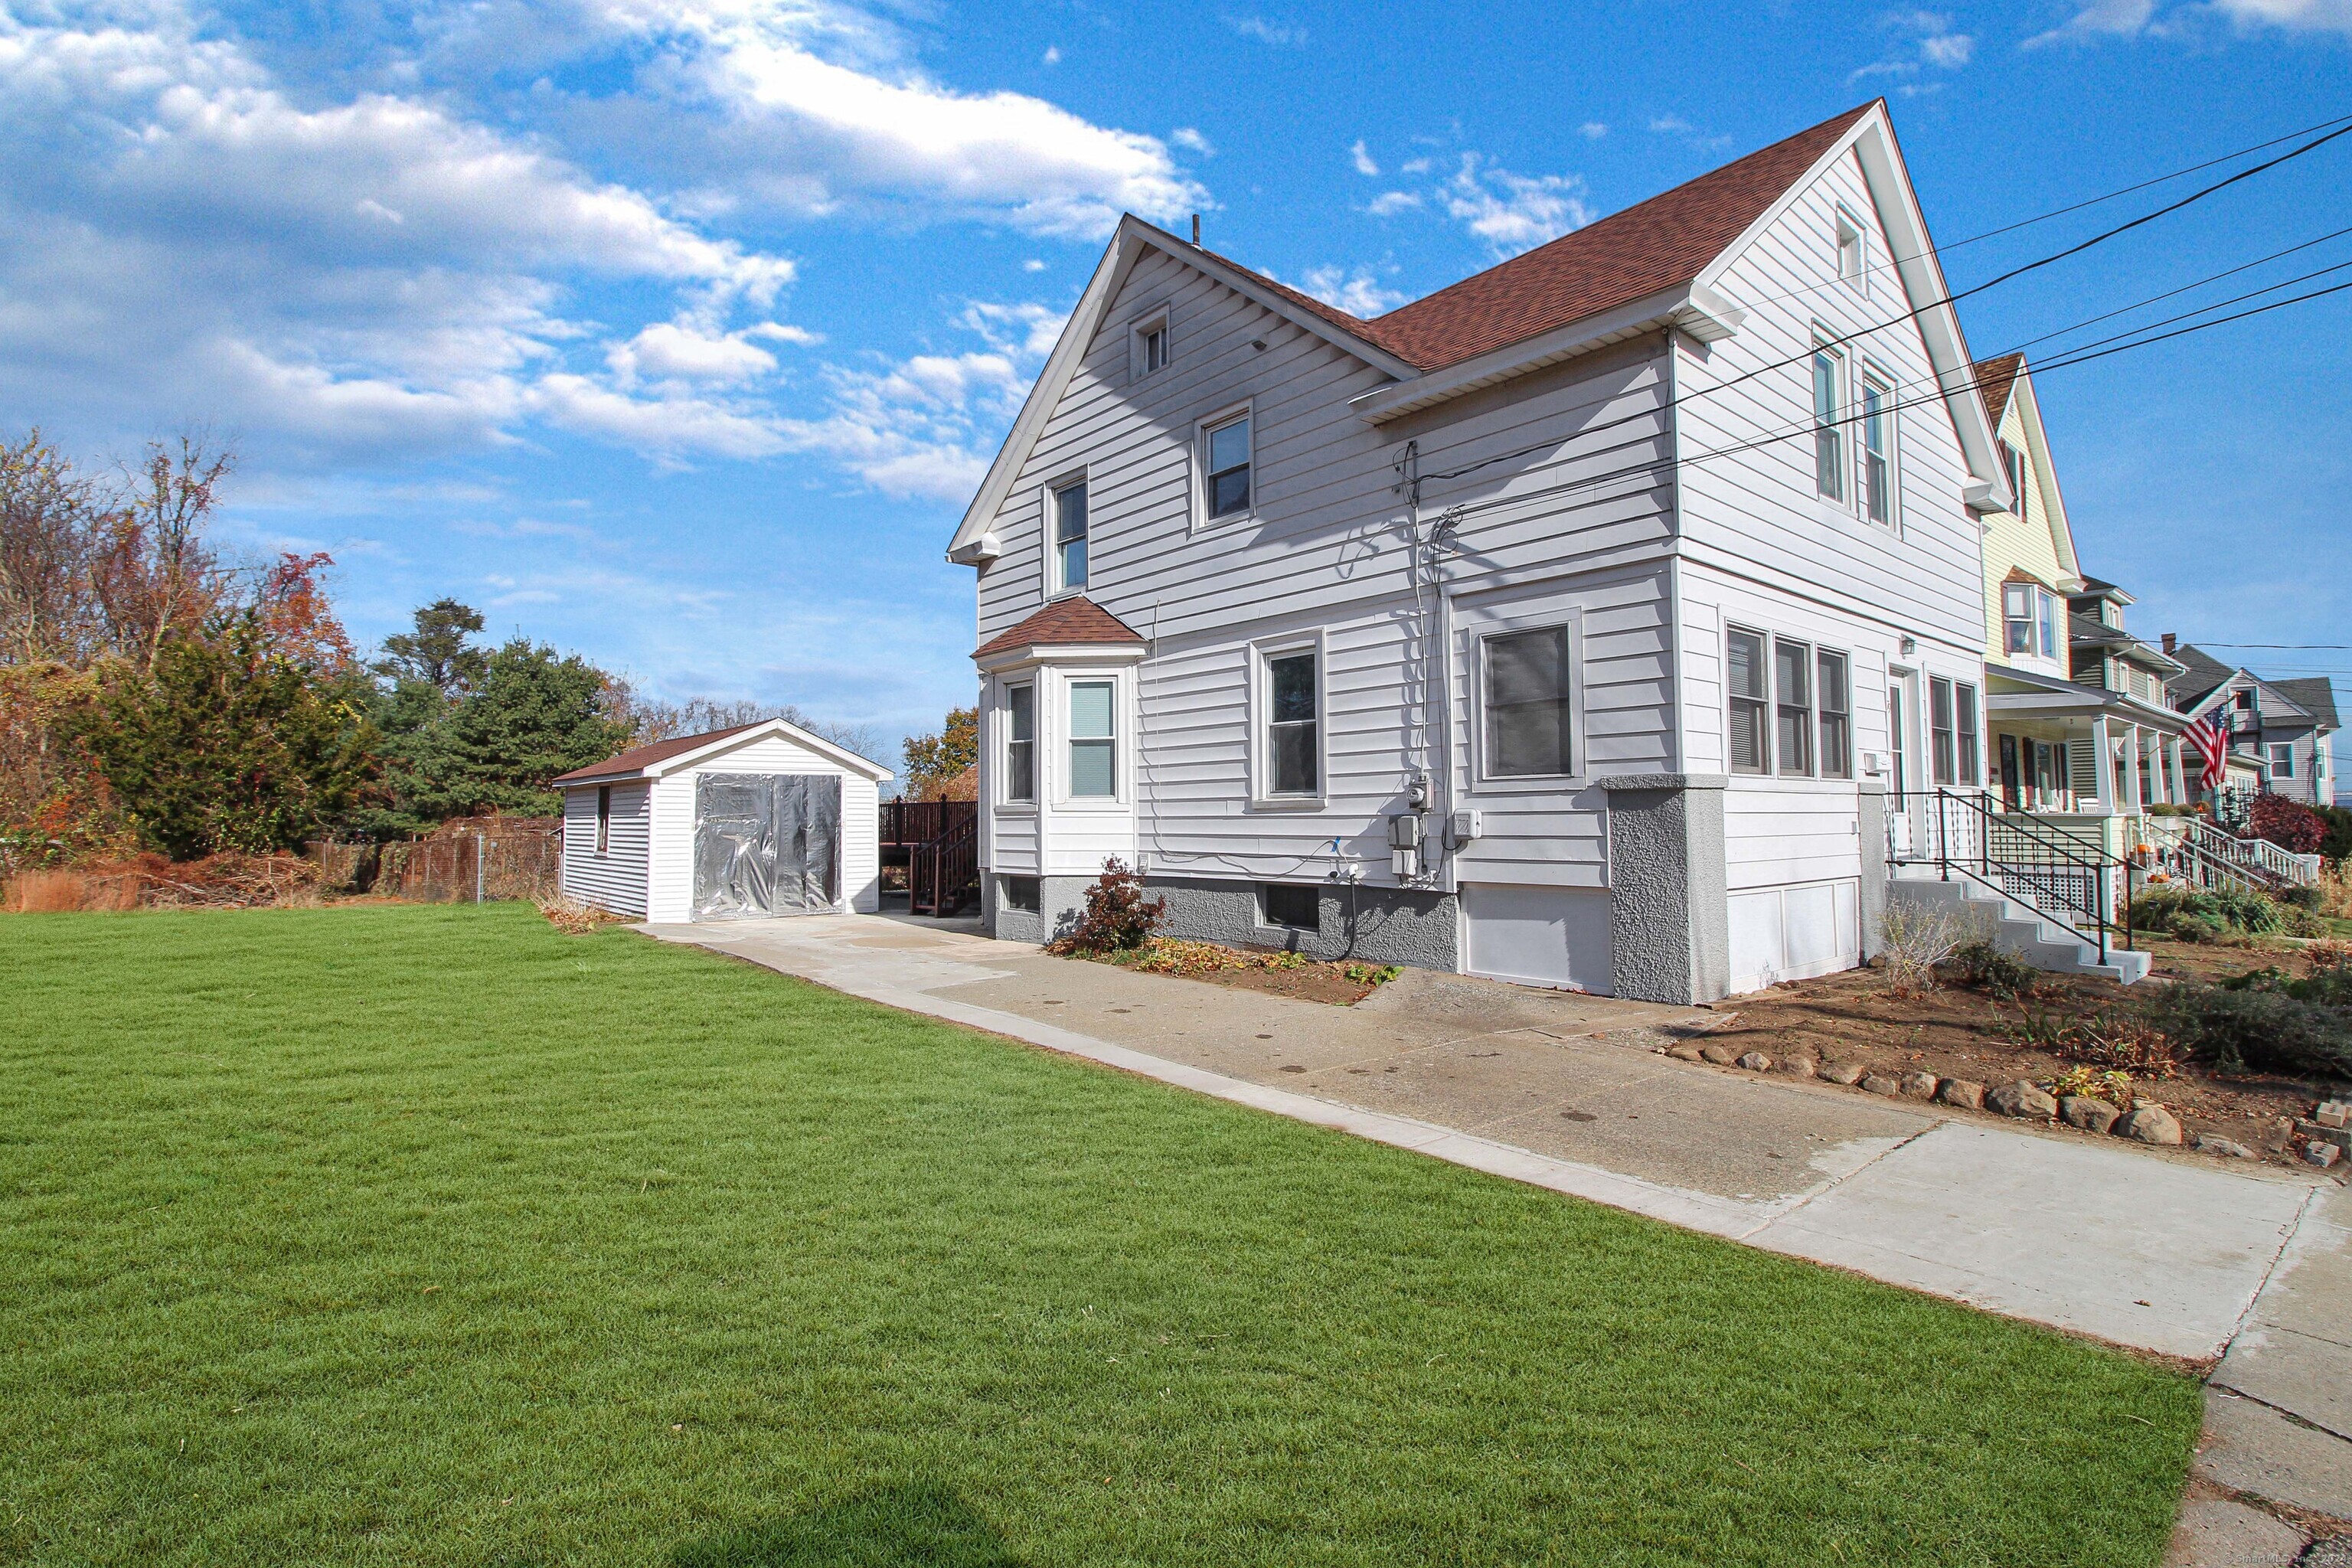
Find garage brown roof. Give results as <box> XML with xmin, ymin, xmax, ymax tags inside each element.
<box><xmin>1202</xmin><ymin>101</ymin><xmax>1877</xmax><ymax>374</ymax></box>
<box><xmin>973</xmin><ymin>596</ymin><xmax>1145</xmax><ymax>659</ymax></box>
<box><xmin>1974</xmin><ymin>352</ymin><xmax>2025</xmax><ymax>425</ymax></box>
<box><xmin>551</xmin><ymin>723</ymin><xmax>759</xmax><ymax>785</ymax></box>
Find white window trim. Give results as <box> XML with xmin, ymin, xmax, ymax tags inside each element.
<box><xmin>1192</xmin><ymin>399</ymin><xmax>1256</xmax><ymax>533</ymax></box>
<box><xmin>1857</xmin><ymin>361</ymin><xmax>1898</xmax><ymax>531</ymax></box>
<box><xmin>1129</xmin><ymin>305</ymin><xmax>1171</xmax><ymax>383</ymax></box>
<box><xmin>1247</xmin><ymin>630</ymin><xmax>1327</xmax><ymax>809</ymax></box>
<box><xmin>1835</xmin><ymin>206</ymin><xmax>1867</xmax><ymax>296</ymax></box>
<box><xmin>1040</xmin><ymin>468</ymin><xmax>1089</xmax><ymax>600</ymax></box>
<box><xmin>997</xmin><ymin>678</ymin><xmax>1038</xmax><ymax>813</ymax></box>
<box><xmin>1055</xmin><ymin>668</ymin><xmax>1130</xmax><ymax>812</ymax></box>
<box><xmin>1467</xmin><ymin>609</ymin><xmax>1586</xmax><ymax>792</ymax></box>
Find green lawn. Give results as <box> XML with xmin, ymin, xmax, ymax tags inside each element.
<box><xmin>2</xmin><ymin>905</ymin><xmax>2198</xmax><ymax>1566</ymax></box>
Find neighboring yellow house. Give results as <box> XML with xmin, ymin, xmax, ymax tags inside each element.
<box><xmin>1974</xmin><ymin>354</ymin><xmax>2190</xmax><ymax>857</ymax></box>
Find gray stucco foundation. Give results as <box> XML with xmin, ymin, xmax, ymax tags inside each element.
<box><xmin>981</xmin><ymin>867</ymin><xmax>1458</xmax><ymax>970</ymax></box>
<box><xmin>1858</xmin><ymin>780</ymin><xmax>1889</xmax><ymax>961</ymax></box>
<box><xmin>981</xmin><ymin>873</ymin><xmax>1098</xmax><ymax>946</ymax></box>
<box><xmin>1601</xmin><ymin>773</ymin><xmax>1730</xmax><ymax>1004</ymax></box>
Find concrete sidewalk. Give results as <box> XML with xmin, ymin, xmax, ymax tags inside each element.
<box><xmin>644</xmin><ymin>913</ymin><xmax>2328</xmax><ymax>1364</ymax></box>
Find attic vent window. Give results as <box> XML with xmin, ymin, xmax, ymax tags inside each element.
<box><xmin>1836</xmin><ymin>210</ymin><xmax>1864</xmax><ymax>291</ymax></box>
<box><xmin>1142</xmin><ymin>324</ymin><xmax>1168</xmax><ymax>373</ymax></box>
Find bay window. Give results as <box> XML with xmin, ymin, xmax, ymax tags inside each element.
<box><xmin>1004</xmin><ymin>683</ymin><xmax>1036</xmax><ymax>803</ymax></box>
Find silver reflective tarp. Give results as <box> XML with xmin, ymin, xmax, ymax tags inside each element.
<box><xmin>692</xmin><ymin>773</ymin><xmax>842</xmax><ymax>920</ymax></box>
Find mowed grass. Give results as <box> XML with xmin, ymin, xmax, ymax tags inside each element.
<box><xmin>1</xmin><ymin>905</ymin><xmax>2198</xmax><ymax>1566</ymax></box>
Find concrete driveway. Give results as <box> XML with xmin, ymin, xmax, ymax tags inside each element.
<box><xmin>642</xmin><ymin>913</ymin><xmax>2328</xmax><ymax>1365</ymax></box>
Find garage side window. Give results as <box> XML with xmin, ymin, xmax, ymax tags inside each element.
<box><xmin>1264</xmin><ymin>647</ymin><xmax>1318</xmax><ymax>797</ymax></box>
<box><xmin>596</xmin><ymin>785</ymin><xmax>611</xmax><ymax>854</ymax></box>
<box><xmin>1482</xmin><ymin>626</ymin><xmax>1573</xmax><ymax>778</ymax></box>
<box><xmin>1068</xmin><ymin>680</ymin><xmax>1116</xmax><ymax>798</ymax></box>
<box><xmin>1726</xmin><ymin>627</ymin><xmax>1769</xmax><ymax>775</ymax></box>
<box><xmin>1004</xmin><ymin>684</ymin><xmax>1036</xmax><ymax>803</ymax></box>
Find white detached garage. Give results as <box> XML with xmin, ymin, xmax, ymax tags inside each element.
<box><xmin>552</xmin><ymin>719</ymin><xmax>892</xmax><ymax>922</ymax></box>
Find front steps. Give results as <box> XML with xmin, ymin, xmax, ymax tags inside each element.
<box><xmin>1888</xmin><ymin>868</ymin><xmax>2152</xmax><ymax>985</ymax></box>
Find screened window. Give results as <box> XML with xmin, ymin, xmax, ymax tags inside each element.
<box><xmin>1957</xmin><ymin>681</ymin><xmax>1980</xmax><ymax>784</ymax></box>
<box><xmin>1262</xmin><ymin>883</ymin><xmax>1318</xmax><ymax>931</ymax></box>
<box><xmin>1775</xmin><ymin>637</ymin><xmax>1814</xmax><ymax>776</ymax></box>
<box><xmin>1067</xmin><ymin>680</ymin><xmax>1116</xmax><ymax>798</ymax></box>
<box><xmin>2036</xmin><ymin>590</ymin><xmax>2058</xmax><ymax>660</ymax></box>
<box><xmin>1817</xmin><ymin>649</ymin><xmax>1851</xmax><ymax>779</ymax></box>
<box><xmin>1054</xmin><ymin>479</ymin><xmax>1088</xmax><ymax>590</ymax></box>
<box><xmin>1205</xmin><ymin>413</ymin><xmax>1252</xmax><ymax>518</ymax></box>
<box><xmin>2270</xmin><ymin>743</ymin><xmax>2295</xmax><ymax>779</ymax></box>
<box><xmin>1812</xmin><ymin>347</ymin><xmax>1845</xmax><ymax>501</ymax></box>
<box><xmin>2003</xmin><ymin>583</ymin><xmax>2034</xmax><ymax>655</ymax></box>
<box><xmin>1860</xmin><ymin>373</ymin><xmax>1893</xmax><ymax>525</ymax></box>
<box><xmin>1482</xmin><ymin>626</ymin><xmax>1573</xmax><ymax>778</ymax></box>
<box><xmin>596</xmin><ymin>784</ymin><xmax>611</xmax><ymax>854</ymax></box>
<box><xmin>1727</xmin><ymin>627</ymin><xmax>1769</xmax><ymax>775</ymax></box>
<box><xmin>1004</xmin><ymin>683</ymin><xmax>1036</xmax><ymax>803</ymax></box>
<box><xmin>1930</xmin><ymin>677</ymin><xmax>1957</xmax><ymax>786</ymax></box>
<box><xmin>1140</xmin><ymin>322</ymin><xmax>1168</xmax><ymax>375</ymax></box>
<box><xmin>1264</xmin><ymin>648</ymin><xmax>1318</xmax><ymax>796</ymax></box>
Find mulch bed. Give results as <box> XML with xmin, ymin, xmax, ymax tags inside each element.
<box><xmin>1698</xmin><ymin>938</ymin><xmax>2341</xmax><ymax>1171</ymax></box>
<box><xmin>1060</xmin><ymin>937</ymin><xmax>1401</xmax><ymax>1006</ymax></box>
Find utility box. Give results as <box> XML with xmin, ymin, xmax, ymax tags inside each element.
<box><xmin>1388</xmin><ymin>812</ymin><xmax>1424</xmax><ymax>881</ymax></box>
<box><xmin>1449</xmin><ymin>809</ymin><xmax>1482</xmax><ymax>847</ymax></box>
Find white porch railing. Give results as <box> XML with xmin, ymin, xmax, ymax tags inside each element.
<box><xmin>2142</xmin><ymin>815</ymin><xmax>2320</xmax><ymax>891</ymax></box>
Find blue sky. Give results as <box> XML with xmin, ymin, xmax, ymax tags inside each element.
<box><xmin>3</xmin><ymin>0</ymin><xmax>2348</xmax><ymax>760</ymax></box>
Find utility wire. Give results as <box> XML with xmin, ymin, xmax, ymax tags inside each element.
<box><xmin>1999</xmin><ymin>224</ymin><xmax>2352</xmax><ymax>358</ymax></box>
<box><xmin>1418</xmin><ymin>118</ymin><xmax>2352</xmax><ymax>489</ymax></box>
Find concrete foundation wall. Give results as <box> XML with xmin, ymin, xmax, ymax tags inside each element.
<box><xmin>1148</xmin><ymin>875</ymin><xmax>1459</xmax><ymax>970</ymax></box>
<box><xmin>982</xmin><ymin>873</ymin><xmax>1099</xmax><ymax>946</ymax></box>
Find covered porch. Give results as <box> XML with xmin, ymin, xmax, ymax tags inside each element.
<box><xmin>1984</xmin><ymin>666</ymin><xmax>2188</xmax><ymax>861</ymax></box>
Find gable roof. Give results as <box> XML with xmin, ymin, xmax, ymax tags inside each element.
<box><xmin>553</xmin><ymin>717</ymin><xmax>893</xmax><ymax>786</ymax></box>
<box><xmin>2276</xmin><ymin>678</ymin><xmax>2340</xmax><ymax>730</ymax></box>
<box><xmin>1974</xmin><ymin>353</ymin><xmax>2025</xmax><ymax>426</ymax></box>
<box><xmin>950</xmin><ymin>98</ymin><xmax>2002</xmax><ymax>560</ymax></box>
<box><xmin>2168</xmin><ymin>645</ymin><xmax>2237</xmax><ymax>707</ymax></box>
<box><xmin>974</xmin><ymin>596</ymin><xmax>1145</xmax><ymax>660</ymax></box>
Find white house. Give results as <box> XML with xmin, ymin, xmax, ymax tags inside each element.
<box><xmin>553</xmin><ymin>719</ymin><xmax>891</xmax><ymax>922</ymax></box>
<box><xmin>947</xmin><ymin>100</ymin><xmax>2009</xmax><ymax>1003</ymax></box>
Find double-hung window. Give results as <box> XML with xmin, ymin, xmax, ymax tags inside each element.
<box><xmin>2270</xmin><ymin>742</ymin><xmax>2295</xmax><ymax>779</ymax></box>
<box><xmin>1205</xmin><ymin>412</ymin><xmax>1252</xmax><ymax>519</ymax></box>
<box><xmin>1053</xmin><ymin>479</ymin><xmax>1088</xmax><ymax>592</ymax></box>
<box><xmin>2000</xmin><ymin>439</ymin><xmax>2028</xmax><ymax>515</ymax></box>
<box><xmin>1774</xmin><ymin>637</ymin><xmax>1814</xmax><ymax>776</ymax></box>
<box><xmin>2036</xmin><ymin>589</ymin><xmax>2058</xmax><ymax>660</ymax></box>
<box><xmin>1067</xmin><ymin>680</ymin><xmax>1116</xmax><ymax>798</ymax></box>
<box><xmin>1860</xmin><ymin>371</ymin><xmax>1893</xmax><ymax>525</ymax></box>
<box><xmin>1726</xmin><ymin>627</ymin><xmax>1770</xmax><ymax>775</ymax></box>
<box><xmin>1929</xmin><ymin>677</ymin><xmax>1981</xmax><ymax>786</ymax></box>
<box><xmin>1837</xmin><ymin>212</ymin><xmax>1864</xmax><ymax>290</ymax></box>
<box><xmin>1812</xmin><ymin>345</ymin><xmax>1845</xmax><ymax>502</ymax></box>
<box><xmin>2002</xmin><ymin>583</ymin><xmax>2034</xmax><ymax>656</ymax></box>
<box><xmin>1004</xmin><ymin>683</ymin><xmax>1036</xmax><ymax>803</ymax></box>
<box><xmin>1957</xmin><ymin>682</ymin><xmax>1979</xmax><ymax>782</ymax></box>
<box><xmin>1817</xmin><ymin>650</ymin><xmax>1851</xmax><ymax>778</ymax></box>
<box><xmin>1482</xmin><ymin>626</ymin><xmax>1575</xmax><ymax>778</ymax></box>
<box><xmin>1138</xmin><ymin>319</ymin><xmax>1169</xmax><ymax>376</ymax></box>
<box><xmin>1263</xmin><ymin>647</ymin><xmax>1319</xmax><ymax>796</ymax></box>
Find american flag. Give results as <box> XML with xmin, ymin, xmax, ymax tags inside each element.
<box><xmin>2184</xmin><ymin>707</ymin><xmax>2230</xmax><ymax>792</ymax></box>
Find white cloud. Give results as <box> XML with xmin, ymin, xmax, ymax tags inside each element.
<box><xmin>1579</xmin><ymin>122</ymin><xmax>1609</xmax><ymax>139</ymax></box>
<box><xmin>1021</xmin><ymin>258</ymin><xmax>1048</xmax><ymax>272</ymax></box>
<box><xmin>1040</xmin><ymin>44</ymin><xmax>1061</xmax><ymax>64</ymax></box>
<box><xmin>609</xmin><ymin>321</ymin><xmax>781</xmax><ymax>385</ymax></box>
<box><xmin>2215</xmin><ymin>0</ymin><xmax>2352</xmax><ymax>28</ymax></box>
<box><xmin>1365</xmin><ymin>190</ymin><xmax>1423</xmax><ymax>217</ymax></box>
<box><xmin>1172</xmin><ymin>126</ymin><xmax>1214</xmax><ymax>155</ymax></box>
<box><xmin>1857</xmin><ymin>10</ymin><xmax>1976</xmax><ymax>75</ymax></box>
<box><xmin>1442</xmin><ymin>156</ymin><xmax>1590</xmax><ymax>258</ymax></box>
<box><xmin>1297</xmin><ymin>266</ymin><xmax>1406</xmax><ymax>317</ymax></box>
<box><xmin>1350</xmin><ymin>139</ymin><xmax>1380</xmax><ymax>175</ymax></box>
<box><xmin>2031</xmin><ymin>0</ymin><xmax>2351</xmax><ymax>39</ymax></box>
<box><xmin>1224</xmin><ymin>14</ymin><xmax>1307</xmax><ymax>45</ymax></box>
<box><xmin>531</xmin><ymin>375</ymin><xmax>787</xmax><ymax>462</ymax></box>
<box><xmin>2027</xmin><ymin>0</ymin><xmax>2161</xmax><ymax>41</ymax></box>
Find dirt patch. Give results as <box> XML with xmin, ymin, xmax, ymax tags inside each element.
<box><xmin>1057</xmin><ymin>937</ymin><xmax>1400</xmax><ymax>1007</ymax></box>
<box><xmin>1693</xmin><ymin>942</ymin><xmax>2340</xmax><ymax>1171</ymax></box>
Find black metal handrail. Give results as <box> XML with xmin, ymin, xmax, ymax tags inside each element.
<box><xmin>1893</xmin><ymin>789</ymin><xmax>2132</xmax><ymax>964</ymax></box>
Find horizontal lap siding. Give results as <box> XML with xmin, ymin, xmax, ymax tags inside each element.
<box><xmin>1675</xmin><ymin>149</ymin><xmax>1981</xmax><ymax>659</ymax></box>
<box><xmin>1723</xmin><ymin>783</ymin><xmax>1865</xmax><ymax>891</ymax></box>
<box><xmin>645</xmin><ymin>734</ymin><xmax>884</xmax><ymax>921</ymax></box>
<box><xmin>561</xmin><ymin>782</ymin><xmax>649</xmax><ymax>916</ymax></box>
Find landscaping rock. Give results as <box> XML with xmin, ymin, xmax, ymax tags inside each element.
<box><xmin>2118</xmin><ymin>1104</ymin><xmax>2185</xmax><ymax>1146</ymax></box>
<box><xmin>1898</xmin><ymin>1070</ymin><xmax>1940</xmax><ymax>1099</ymax></box>
<box><xmin>1666</xmin><ymin>1044</ymin><xmax>1706</xmax><ymax>1062</ymax></box>
<box><xmin>2193</xmin><ymin>1132</ymin><xmax>2257</xmax><ymax>1160</ymax></box>
<box><xmin>1770</xmin><ymin>1056</ymin><xmax>1816</xmax><ymax>1078</ymax></box>
<box><xmin>2305</xmin><ymin>1142</ymin><xmax>2344</xmax><ymax>1169</ymax></box>
<box><xmin>1736</xmin><ymin>1052</ymin><xmax>1772</xmax><ymax>1072</ymax></box>
<box><xmin>1821</xmin><ymin>1061</ymin><xmax>1869</xmax><ymax>1086</ymax></box>
<box><xmin>1988</xmin><ymin>1080</ymin><xmax>2058</xmax><ymax>1119</ymax></box>
<box><xmin>1935</xmin><ymin>1079</ymin><xmax>1985</xmax><ymax>1111</ymax></box>
<box><xmin>1700</xmin><ymin>1044</ymin><xmax>1740</xmax><ymax>1066</ymax></box>
<box><xmin>1859</xmin><ymin>1073</ymin><xmax>1902</xmax><ymax>1097</ymax></box>
<box><xmin>2062</xmin><ymin>1096</ymin><xmax>2123</xmax><ymax>1136</ymax></box>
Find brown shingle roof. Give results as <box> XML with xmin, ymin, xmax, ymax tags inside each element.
<box><xmin>551</xmin><ymin>723</ymin><xmax>760</xmax><ymax>785</ymax></box>
<box><xmin>1974</xmin><ymin>352</ymin><xmax>2025</xmax><ymax>426</ymax></box>
<box><xmin>973</xmin><ymin>596</ymin><xmax>1145</xmax><ymax>659</ymax></box>
<box><xmin>1193</xmin><ymin>103</ymin><xmax>1877</xmax><ymax>374</ymax></box>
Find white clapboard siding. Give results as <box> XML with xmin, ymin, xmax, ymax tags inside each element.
<box><xmin>561</xmin><ymin>782</ymin><xmax>651</xmax><ymax>915</ymax></box>
<box><xmin>636</xmin><ymin>731</ymin><xmax>884</xmax><ymax>923</ymax></box>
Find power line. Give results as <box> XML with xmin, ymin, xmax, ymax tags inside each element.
<box><xmin>2001</xmin><ymin>224</ymin><xmax>2352</xmax><ymax>359</ymax></box>
<box><xmin>1417</xmin><ymin>119</ymin><xmax>2352</xmax><ymax>490</ymax></box>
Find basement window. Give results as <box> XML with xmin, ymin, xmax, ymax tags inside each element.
<box><xmin>1001</xmin><ymin>876</ymin><xmax>1040</xmax><ymax>913</ymax></box>
<box><xmin>1262</xmin><ymin>883</ymin><xmax>1319</xmax><ymax>931</ymax></box>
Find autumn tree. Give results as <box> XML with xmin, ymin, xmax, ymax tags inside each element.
<box><xmin>903</xmin><ymin>707</ymin><xmax>978</xmax><ymax>800</ymax></box>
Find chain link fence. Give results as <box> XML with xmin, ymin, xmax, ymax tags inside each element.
<box><xmin>311</xmin><ymin>819</ymin><xmax>562</xmax><ymax>904</ymax></box>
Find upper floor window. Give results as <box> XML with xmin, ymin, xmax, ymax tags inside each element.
<box><xmin>1482</xmin><ymin>626</ymin><xmax>1574</xmax><ymax>778</ymax></box>
<box><xmin>1132</xmin><ymin>309</ymin><xmax>1171</xmax><ymax>380</ymax></box>
<box><xmin>1263</xmin><ymin>646</ymin><xmax>1319</xmax><ymax>797</ymax></box>
<box><xmin>1836</xmin><ymin>209</ymin><xmax>1865</xmax><ymax>289</ymax></box>
<box><xmin>1727</xmin><ymin>627</ymin><xmax>1769</xmax><ymax>775</ymax></box>
<box><xmin>2269</xmin><ymin>742</ymin><xmax>2295</xmax><ymax>779</ymax></box>
<box><xmin>1004</xmin><ymin>683</ymin><xmax>1037</xmax><ymax>803</ymax></box>
<box><xmin>1999</xmin><ymin>439</ymin><xmax>2028</xmax><ymax>515</ymax></box>
<box><xmin>1811</xmin><ymin>345</ymin><xmax>1845</xmax><ymax>502</ymax></box>
<box><xmin>1053</xmin><ymin>479</ymin><xmax>1088</xmax><ymax>592</ymax></box>
<box><xmin>1860</xmin><ymin>371</ymin><xmax>1894</xmax><ymax>526</ymax></box>
<box><xmin>1205</xmin><ymin>412</ymin><xmax>1252</xmax><ymax>519</ymax></box>
<box><xmin>1067</xmin><ymin>680</ymin><xmax>1116</xmax><ymax>798</ymax></box>
<box><xmin>2002</xmin><ymin>583</ymin><xmax>2034</xmax><ymax>656</ymax></box>
<box><xmin>2037</xmin><ymin>589</ymin><xmax>2059</xmax><ymax>661</ymax></box>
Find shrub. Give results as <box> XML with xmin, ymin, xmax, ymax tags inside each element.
<box><xmin>2249</xmin><ymin>793</ymin><xmax>2327</xmax><ymax>856</ymax></box>
<box><xmin>2150</xmin><ymin>982</ymin><xmax>2352</xmax><ymax>1080</ymax></box>
<box><xmin>2282</xmin><ymin>884</ymin><xmax>2324</xmax><ymax>910</ymax></box>
<box><xmin>2001</xmin><ymin>1003</ymin><xmax>2182</xmax><ymax>1077</ymax></box>
<box><xmin>2133</xmin><ymin>884</ymin><xmax>2291</xmax><ymax>939</ymax></box>
<box><xmin>1949</xmin><ymin>939</ymin><xmax>2040</xmax><ymax>999</ymax></box>
<box><xmin>1877</xmin><ymin>900</ymin><xmax>1970</xmax><ymax>995</ymax></box>
<box><xmin>1052</xmin><ymin>857</ymin><xmax>1167</xmax><ymax>955</ymax></box>
<box><xmin>2318</xmin><ymin>805</ymin><xmax>2352</xmax><ymax>867</ymax></box>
